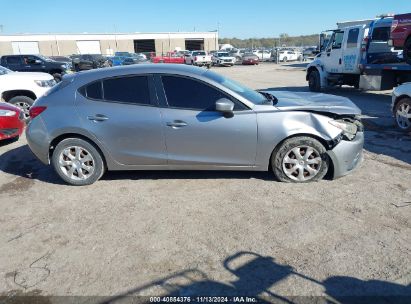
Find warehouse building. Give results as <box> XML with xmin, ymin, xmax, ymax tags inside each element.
<box><xmin>0</xmin><ymin>32</ymin><xmax>219</xmax><ymax>56</ymax></box>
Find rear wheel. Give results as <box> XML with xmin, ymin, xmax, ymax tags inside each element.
<box><xmin>8</xmin><ymin>96</ymin><xmax>34</xmax><ymax>122</ymax></box>
<box><xmin>394</xmin><ymin>98</ymin><xmax>411</xmax><ymax>131</ymax></box>
<box><xmin>404</xmin><ymin>37</ymin><xmax>411</xmax><ymax>65</ymax></box>
<box><xmin>271</xmin><ymin>136</ymin><xmax>329</xmax><ymax>183</ymax></box>
<box><xmin>52</xmin><ymin>138</ymin><xmax>105</xmax><ymax>186</ymax></box>
<box><xmin>308</xmin><ymin>70</ymin><xmax>321</xmax><ymax>92</ymax></box>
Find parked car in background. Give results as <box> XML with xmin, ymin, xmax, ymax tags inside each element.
<box><xmin>212</xmin><ymin>52</ymin><xmax>235</xmax><ymax>66</ymax></box>
<box><xmin>49</xmin><ymin>56</ymin><xmax>72</xmax><ymax>64</ymax></box>
<box><xmin>390</xmin><ymin>13</ymin><xmax>411</xmax><ymax>64</ymax></box>
<box><xmin>253</xmin><ymin>50</ymin><xmax>272</xmax><ymax>61</ymax></box>
<box><xmin>392</xmin><ymin>82</ymin><xmax>411</xmax><ymax>131</ymax></box>
<box><xmin>151</xmin><ymin>52</ymin><xmax>185</xmax><ymax>64</ymax></box>
<box><xmin>229</xmin><ymin>49</ymin><xmax>243</xmax><ymax>63</ymax></box>
<box><xmin>71</xmin><ymin>54</ymin><xmax>110</xmax><ymax>71</ymax></box>
<box><xmin>184</xmin><ymin>51</ymin><xmax>212</xmax><ymax>68</ymax></box>
<box><xmin>108</xmin><ymin>56</ymin><xmax>127</xmax><ymax>66</ymax></box>
<box><xmin>122</xmin><ymin>57</ymin><xmax>137</xmax><ymax>65</ymax></box>
<box><xmin>279</xmin><ymin>50</ymin><xmax>303</xmax><ymax>62</ymax></box>
<box><xmin>241</xmin><ymin>53</ymin><xmax>259</xmax><ymax>65</ymax></box>
<box><xmin>0</xmin><ymin>101</ymin><xmax>24</xmax><ymax>142</ymax></box>
<box><xmin>303</xmin><ymin>47</ymin><xmax>319</xmax><ymax>60</ymax></box>
<box><xmin>0</xmin><ymin>54</ymin><xmax>71</xmax><ymax>81</ymax></box>
<box><xmin>0</xmin><ymin>65</ymin><xmax>55</xmax><ymax>121</ymax></box>
<box><xmin>26</xmin><ymin>64</ymin><xmax>363</xmax><ymax>186</ymax></box>
<box><xmin>115</xmin><ymin>52</ymin><xmax>147</xmax><ymax>62</ymax></box>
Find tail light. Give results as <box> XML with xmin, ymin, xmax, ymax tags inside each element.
<box><xmin>391</xmin><ymin>20</ymin><xmax>399</xmax><ymax>32</ymax></box>
<box><xmin>194</xmin><ymin>56</ymin><xmax>198</xmax><ymax>61</ymax></box>
<box><xmin>29</xmin><ymin>106</ymin><xmax>47</xmax><ymax>119</ymax></box>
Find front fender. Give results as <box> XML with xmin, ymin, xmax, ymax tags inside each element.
<box><xmin>255</xmin><ymin>111</ymin><xmax>341</xmax><ymax>170</ymax></box>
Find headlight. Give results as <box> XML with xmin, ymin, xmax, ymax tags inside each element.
<box><xmin>35</xmin><ymin>80</ymin><xmax>56</xmax><ymax>87</ymax></box>
<box><xmin>0</xmin><ymin>109</ymin><xmax>17</xmax><ymax>117</ymax></box>
<box><xmin>329</xmin><ymin>119</ymin><xmax>358</xmax><ymax>140</ymax></box>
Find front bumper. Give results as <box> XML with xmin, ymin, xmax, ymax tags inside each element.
<box><xmin>327</xmin><ymin>131</ymin><xmax>364</xmax><ymax>179</ymax></box>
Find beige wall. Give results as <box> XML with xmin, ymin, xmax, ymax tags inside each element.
<box><xmin>0</xmin><ymin>37</ymin><xmax>219</xmax><ymax>56</ymax></box>
<box><xmin>0</xmin><ymin>42</ymin><xmax>13</xmax><ymax>55</ymax></box>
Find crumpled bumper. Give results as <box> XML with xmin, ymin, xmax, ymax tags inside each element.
<box><xmin>327</xmin><ymin>131</ymin><xmax>364</xmax><ymax>179</ymax></box>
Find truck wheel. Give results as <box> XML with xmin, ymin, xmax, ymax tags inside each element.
<box><xmin>308</xmin><ymin>70</ymin><xmax>321</xmax><ymax>92</ymax></box>
<box><xmin>394</xmin><ymin>98</ymin><xmax>411</xmax><ymax>131</ymax></box>
<box><xmin>271</xmin><ymin>136</ymin><xmax>329</xmax><ymax>183</ymax></box>
<box><xmin>283</xmin><ymin>57</ymin><xmax>288</xmax><ymax>62</ymax></box>
<box><xmin>405</xmin><ymin>37</ymin><xmax>411</xmax><ymax>65</ymax></box>
<box><xmin>8</xmin><ymin>96</ymin><xmax>34</xmax><ymax>122</ymax></box>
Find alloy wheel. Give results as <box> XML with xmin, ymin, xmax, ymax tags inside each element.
<box><xmin>14</xmin><ymin>101</ymin><xmax>31</xmax><ymax>120</ymax></box>
<box><xmin>396</xmin><ymin>102</ymin><xmax>411</xmax><ymax>129</ymax></box>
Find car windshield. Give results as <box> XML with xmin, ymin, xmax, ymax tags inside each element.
<box><xmin>193</xmin><ymin>51</ymin><xmax>206</xmax><ymax>56</ymax></box>
<box><xmin>0</xmin><ymin>66</ymin><xmax>12</xmax><ymax>75</ymax></box>
<box><xmin>205</xmin><ymin>70</ymin><xmax>268</xmax><ymax>105</ymax></box>
<box><xmin>217</xmin><ymin>53</ymin><xmax>229</xmax><ymax>57</ymax></box>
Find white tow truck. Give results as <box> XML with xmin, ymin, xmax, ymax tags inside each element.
<box><xmin>306</xmin><ymin>15</ymin><xmax>411</xmax><ymax>92</ymax></box>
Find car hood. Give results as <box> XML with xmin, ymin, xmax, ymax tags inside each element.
<box><xmin>6</xmin><ymin>71</ymin><xmax>54</xmax><ymax>80</ymax></box>
<box><xmin>261</xmin><ymin>90</ymin><xmax>361</xmax><ymax>115</ymax></box>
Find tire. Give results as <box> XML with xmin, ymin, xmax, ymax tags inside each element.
<box><xmin>52</xmin><ymin>73</ymin><xmax>62</xmax><ymax>82</ymax></box>
<box><xmin>308</xmin><ymin>69</ymin><xmax>321</xmax><ymax>92</ymax></box>
<box><xmin>52</xmin><ymin>138</ymin><xmax>105</xmax><ymax>186</ymax></box>
<box><xmin>283</xmin><ymin>57</ymin><xmax>288</xmax><ymax>62</ymax></box>
<box><xmin>8</xmin><ymin>96</ymin><xmax>34</xmax><ymax>122</ymax></box>
<box><xmin>271</xmin><ymin>136</ymin><xmax>329</xmax><ymax>183</ymax></box>
<box><xmin>404</xmin><ymin>37</ymin><xmax>411</xmax><ymax>65</ymax></box>
<box><xmin>394</xmin><ymin>98</ymin><xmax>411</xmax><ymax>132</ymax></box>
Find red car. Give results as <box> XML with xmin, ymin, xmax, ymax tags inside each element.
<box><xmin>151</xmin><ymin>52</ymin><xmax>185</xmax><ymax>64</ymax></box>
<box><xmin>390</xmin><ymin>13</ymin><xmax>411</xmax><ymax>64</ymax></box>
<box><xmin>0</xmin><ymin>102</ymin><xmax>24</xmax><ymax>141</ymax></box>
<box><xmin>242</xmin><ymin>53</ymin><xmax>260</xmax><ymax>65</ymax></box>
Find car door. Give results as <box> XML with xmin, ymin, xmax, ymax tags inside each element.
<box><xmin>342</xmin><ymin>27</ymin><xmax>362</xmax><ymax>74</ymax></box>
<box><xmin>75</xmin><ymin>74</ymin><xmax>167</xmax><ymax>166</ymax></box>
<box><xmin>157</xmin><ymin>75</ymin><xmax>257</xmax><ymax>167</ymax></box>
<box><xmin>322</xmin><ymin>30</ymin><xmax>345</xmax><ymax>73</ymax></box>
<box><xmin>22</xmin><ymin>55</ymin><xmax>45</xmax><ymax>72</ymax></box>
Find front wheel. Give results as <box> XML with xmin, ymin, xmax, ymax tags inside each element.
<box><xmin>271</xmin><ymin>136</ymin><xmax>329</xmax><ymax>183</ymax></box>
<box><xmin>52</xmin><ymin>73</ymin><xmax>62</xmax><ymax>82</ymax></box>
<box><xmin>282</xmin><ymin>57</ymin><xmax>288</xmax><ymax>62</ymax></box>
<box><xmin>394</xmin><ymin>98</ymin><xmax>411</xmax><ymax>131</ymax></box>
<box><xmin>308</xmin><ymin>70</ymin><xmax>321</xmax><ymax>92</ymax></box>
<box><xmin>52</xmin><ymin>138</ymin><xmax>105</xmax><ymax>186</ymax></box>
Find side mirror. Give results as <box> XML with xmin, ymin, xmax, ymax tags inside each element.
<box><xmin>215</xmin><ymin>98</ymin><xmax>234</xmax><ymax>117</ymax></box>
<box><xmin>34</xmin><ymin>59</ymin><xmax>42</xmax><ymax>64</ymax></box>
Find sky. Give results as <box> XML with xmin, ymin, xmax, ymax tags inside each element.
<box><xmin>0</xmin><ymin>0</ymin><xmax>410</xmax><ymax>38</ymax></box>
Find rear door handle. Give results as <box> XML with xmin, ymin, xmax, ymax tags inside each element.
<box><xmin>166</xmin><ymin>120</ymin><xmax>188</xmax><ymax>128</ymax></box>
<box><xmin>87</xmin><ymin>114</ymin><xmax>108</xmax><ymax>122</ymax></box>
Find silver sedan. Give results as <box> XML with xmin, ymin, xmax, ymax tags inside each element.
<box><xmin>26</xmin><ymin>64</ymin><xmax>364</xmax><ymax>186</ymax></box>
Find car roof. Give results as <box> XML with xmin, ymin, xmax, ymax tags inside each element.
<box><xmin>71</xmin><ymin>64</ymin><xmax>208</xmax><ymax>83</ymax></box>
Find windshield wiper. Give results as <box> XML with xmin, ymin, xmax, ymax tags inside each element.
<box><xmin>258</xmin><ymin>91</ymin><xmax>278</xmax><ymax>105</ymax></box>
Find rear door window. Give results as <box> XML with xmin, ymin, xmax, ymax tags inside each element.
<box><xmin>6</xmin><ymin>56</ymin><xmax>22</xmax><ymax>65</ymax></box>
<box><xmin>102</xmin><ymin>76</ymin><xmax>151</xmax><ymax>105</ymax></box>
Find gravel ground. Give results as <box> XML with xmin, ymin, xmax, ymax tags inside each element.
<box><xmin>0</xmin><ymin>63</ymin><xmax>410</xmax><ymax>303</ymax></box>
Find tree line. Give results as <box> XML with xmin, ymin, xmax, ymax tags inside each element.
<box><xmin>219</xmin><ymin>34</ymin><xmax>319</xmax><ymax>48</ymax></box>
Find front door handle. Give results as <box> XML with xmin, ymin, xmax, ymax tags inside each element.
<box><xmin>87</xmin><ymin>114</ymin><xmax>108</xmax><ymax>122</ymax></box>
<box><xmin>166</xmin><ymin>120</ymin><xmax>188</xmax><ymax>128</ymax></box>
